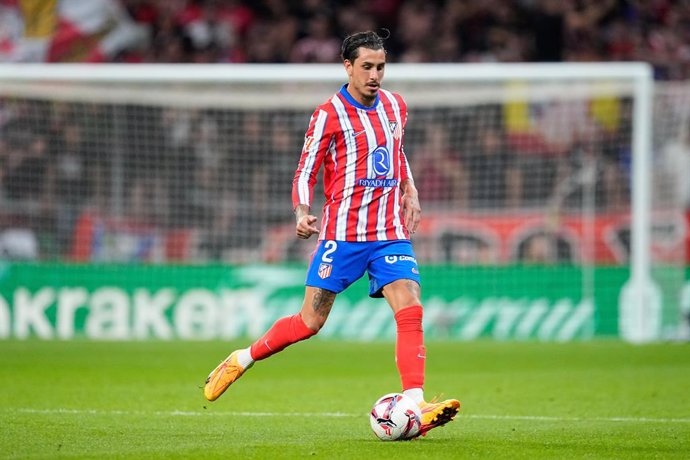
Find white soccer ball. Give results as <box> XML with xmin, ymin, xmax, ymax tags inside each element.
<box><xmin>369</xmin><ymin>393</ymin><xmax>422</xmax><ymax>441</ymax></box>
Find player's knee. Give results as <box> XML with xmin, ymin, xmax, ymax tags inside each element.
<box><xmin>299</xmin><ymin>305</ymin><xmax>329</xmax><ymax>333</ymax></box>
<box><xmin>400</xmin><ymin>290</ymin><xmax>422</xmax><ymax>308</ymax></box>
<box><xmin>384</xmin><ymin>279</ymin><xmax>422</xmax><ymax>311</ymax></box>
<box><xmin>300</xmin><ymin>287</ymin><xmax>335</xmax><ymax>333</ymax></box>
<box><xmin>300</xmin><ymin>311</ymin><xmax>327</xmax><ymax>333</ymax></box>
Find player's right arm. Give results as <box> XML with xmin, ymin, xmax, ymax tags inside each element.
<box><xmin>292</xmin><ymin>107</ymin><xmax>331</xmax><ymax>239</ymax></box>
<box><xmin>295</xmin><ymin>204</ymin><xmax>319</xmax><ymax>239</ymax></box>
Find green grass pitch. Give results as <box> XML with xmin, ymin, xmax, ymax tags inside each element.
<box><xmin>1</xmin><ymin>339</ymin><xmax>689</xmax><ymax>459</ymax></box>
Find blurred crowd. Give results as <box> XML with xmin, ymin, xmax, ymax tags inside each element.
<box><xmin>2</xmin><ymin>0</ymin><xmax>690</xmax><ymax>78</ymax></box>
<box><xmin>104</xmin><ymin>0</ymin><xmax>690</xmax><ymax>79</ymax></box>
<box><xmin>1</xmin><ymin>0</ymin><xmax>690</xmax><ymax>262</ymax></box>
<box><xmin>0</xmin><ymin>97</ymin><xmax>640</xmax><ymax>262</ymax></box>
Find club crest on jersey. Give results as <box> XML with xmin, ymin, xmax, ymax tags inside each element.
<box><xmin>318</xmin><ymin>263</ymin><xmax>332</xmax><ymax>279</ymax></box>
<box><xmin>389</xmin><ymin>121</ymin><xmax>402</xmax><ymax>140</ymax></box>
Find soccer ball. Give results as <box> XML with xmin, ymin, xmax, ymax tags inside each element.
<box><xmin>369</xmin><ymin>393</ymin><xmax>422</xmax><ymax>441</ymax></box>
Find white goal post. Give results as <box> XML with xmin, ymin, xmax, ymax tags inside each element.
<box><xmin>0</xmin><ymin>62</ymin><xmax>682</xmax><ymax>343</ymax></box>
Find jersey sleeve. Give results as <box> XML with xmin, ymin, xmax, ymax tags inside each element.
<box><xmin>292</xmin><ymin>107</ymin><xmax>331</xmax><ymax>209</ymax></box>
<box><xmin>400</xmin><ymin>145</ymin><xmax>413</xmax><ymax>183</ymax></box>
<box><xmin>397</xmin><ymin>96</ymin><xmax>413</xmax><ymax>183</ymax></box>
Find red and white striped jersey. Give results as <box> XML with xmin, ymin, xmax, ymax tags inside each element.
<box><xmin>292</xmin><ymin>84</ymin><xmax>413</xmax><ymax>242</ymax></box>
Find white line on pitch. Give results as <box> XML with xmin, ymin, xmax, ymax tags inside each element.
<box><xmin>11</xmin><ymin>408</ymin><xmax>356</xmax><ymax>418</ymax></box>
<box><xmin>464</xmin><ymin>414</ymin><xmax>690</xmax><ymax>424</ymax></box>
<box><xmin>7</xmin><ymin>408</ymin><xmax>690</xmax><ymax>424</ymax></box>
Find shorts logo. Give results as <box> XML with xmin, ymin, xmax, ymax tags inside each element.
<box><xmin>385</xmin><ymin>255</ymin><xmax>416</xmax><ymax>265</ymax></box>
<box><xmin>318</xmin><ymin>263</ymin><xmax>332</xmax><ymax>279</ymax></box>
<box><xmin>412</xmin><ymin>267</ymin><xmax>419</xmax><ymax>274</ymax></box>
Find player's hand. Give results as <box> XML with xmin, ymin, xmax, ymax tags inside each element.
<box><xmin>296</xmin><ymin>214</ymin><xmax>320</xmax><ymax>239</ymax></box>
<box><xmin>402</xmin><ymin>188</ymin><xmax>421</xmax><ymax>234</ymax></box>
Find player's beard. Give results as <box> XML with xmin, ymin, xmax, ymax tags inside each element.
<box><xmin>363</xmin><ymin>82</ymin><xmax>379</xmax><ymax>102</ymax></box>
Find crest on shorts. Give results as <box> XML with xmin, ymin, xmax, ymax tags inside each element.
<box><xmin>318</xmin><ymin>263</ymin><xmax>332</xmax><ymax>279</ymax></box>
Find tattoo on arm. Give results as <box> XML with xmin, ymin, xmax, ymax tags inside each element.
<box><xmin>311</xmin><ymin>288</ymin><xmax>336</xmax><ymax>319</ymax></box>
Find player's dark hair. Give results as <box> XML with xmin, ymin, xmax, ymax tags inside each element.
<box><xmin>341</xmin><ymin>30</ymin><xmax>388</xmax><ymax>62</ymax></box>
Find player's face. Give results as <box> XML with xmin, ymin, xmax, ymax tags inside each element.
<box><xmin>344</xmin><ymin>47</ymin><xmax>386</xmax><ymax>107</ymax></box>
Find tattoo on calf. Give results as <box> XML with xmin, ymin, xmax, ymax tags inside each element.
<box><xmin>312</xmin><ymin>288</ymin><xmax>336</xmax><ymax>318</ymax></box>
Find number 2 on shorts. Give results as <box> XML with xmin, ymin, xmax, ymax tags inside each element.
<box><xmin>321</xmin><ymin>240</ymin><xmax>337</xmax><ymax>262</ymax></box>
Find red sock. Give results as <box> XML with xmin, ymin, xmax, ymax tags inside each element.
<box><xmin>394</xmin><ymin>305</ymin><xmax>425</xmax><ymax>391</ymax></box>
<box><xmin>249</xmin><ymin>314</ymin><xmax>317</xmax><ymax>361</ymax></box>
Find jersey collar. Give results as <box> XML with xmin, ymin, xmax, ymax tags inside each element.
<box><xmin>339</xmin><ymin>84</ymin><xmax>380</xmax><ymax>111</ymax></box>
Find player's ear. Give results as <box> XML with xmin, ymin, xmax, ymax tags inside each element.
<box><xmin>344</xmin><ymin>59</ymin><xmax>353</xmax><ymax>77</ymax></box>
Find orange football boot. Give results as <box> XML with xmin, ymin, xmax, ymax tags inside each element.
<box><xmin>204</xmin><ymin>350</ymin><xmax>252</xmax><ymax>401</ymax></box>
<box><xmin>416</xmin><ymin>398</ymin><xmax>461</xmax><ymax>437</ymax></box>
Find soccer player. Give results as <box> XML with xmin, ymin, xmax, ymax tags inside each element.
<box><xmin>204</xmin><ymin>30</ymin><xmax>460</xmax><ymax>437</ymax></box>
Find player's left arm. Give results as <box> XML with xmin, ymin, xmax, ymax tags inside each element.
<box><xmin>400</xmin><ymin>142</ymin><xmax>420</xmax><ymax>234</ymax></box>
<box><xmin>400</xmin><ymin>175</ymin><xmax>421</xmax><ymax>234</ymax></box>
<box><xmin>396</xmin><ymin>96</ymin><xmax>421</xmax><ymax>234</ymax></box>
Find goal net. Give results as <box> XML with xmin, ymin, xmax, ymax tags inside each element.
<box><xmin>0</xmin><ymin>63</ymin><xmax>685</xmax><ymax>341</ymax></box>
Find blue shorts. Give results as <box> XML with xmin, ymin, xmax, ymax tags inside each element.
<box><xmin>305</xmin><ymin>240</ymin><xmax>421</xmax><ymax>298</ymax></box>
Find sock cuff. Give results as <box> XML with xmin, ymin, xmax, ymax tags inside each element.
<box><xmin>394</xmin><ymin>305</ymin><xmax>423</xmax><ymax>333</ymax></box>
<box><xmin>290</xmin><ymin>313</ymin><xmax>317</xmax><ymax>339</ymax></box>
<box><xmin>249</xmin><ymin>313</ymin><xmax>317</xmax><ymax>361</ymax></box>
<box><xmin>394</xmin><ymin>304</ymin><xmax>423</xmax><ymax>322</ymax></box>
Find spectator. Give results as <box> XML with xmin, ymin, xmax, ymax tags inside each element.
<box><xmin>2</xmin><ymin>0</ymin><xmax>690</xmax><ymax>266</ymax></box>
<box><xmin>290</xmin><ymin>13</ymin><xmax>340</xmax><ymax>63</ymax></box>
<box><xmin>411</xmin><ymin>124</ymin><xmax>467</xmax><ymax>209</ymax></box>
<box><xmin>465</xmin><ymin>127</ymin><xmax>521</xmax><ymax>209</ymax></box>
<box><xmin>528</xmin><ymin>0</ymin><xmax>568</xmax><ymax>62</ymax></box>
<box><xmin>246</xmin><ymin>0</ymin><xmax>299</xmax><ymax>63</ymax></box>
<box><xmin>658</xmin><ymin>120</ymin><xmax>690</xmax><ymax>210</ymax></box>
<box><xmin>2</xmin><ymin>134</ymin><xmax>49</xmax><ymax>204</ymax></box>
<box><xmin>45</xmin><ymin>121</ymin><xmax>91</xmax><ymax>252</ymax></box>
<box><xmin>335</xmin><ymin>3</ymin><xmax>376</xmax><ymax>37</ymax></box>
<box><xmin>2</xmin><ymin>0</ymin><xmax>690</xmax><ymax>77</ymax></box>
<box><xmin>518</xmin><ymin>231</ymin><xmax>573</xmax><ymax>264</ymax></box>
<box><xmin>395</xmin><ymin>0</ymin><xmax>437</xmax><ymax>62</ymax></box>
<box><xmin>252</xmin><ymin>116</ymin><xmax>300</xmax><ymax>224</ymax></box>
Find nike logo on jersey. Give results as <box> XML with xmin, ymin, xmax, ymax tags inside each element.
<box><xmin>349</xmin><ymin>129</ymin><xmax>367</xmax><ymax>138</ymax></box>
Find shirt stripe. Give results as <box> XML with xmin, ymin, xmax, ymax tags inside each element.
<box><xmin>292</xmin><ymin>85</ymin><xmax>411</xmax><ymax>242</ymax></box>
<box><xmin>294</xmin><ymin>109</ymin><xmax>329</xmax><ymax>207</ymax></box>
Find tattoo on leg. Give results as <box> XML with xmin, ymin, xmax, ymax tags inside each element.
<box><xmin>405</xmin><ymin>280</ymin><xmax>421</xmax><ymax>298</ymax></box>
<box><xmin>312</xmin><ymin>288</ymin><xmax>336</xmax><ymax>320</ymax></box>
